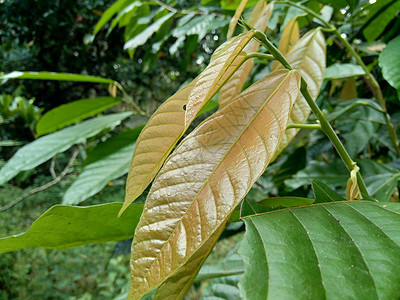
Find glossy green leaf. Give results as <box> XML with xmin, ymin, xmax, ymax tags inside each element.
<box><xmin>0</xmin><ymin>71</ymin><xmax>115</xmax><ymax>84</ymax></box>
<box><xmin>36</xmin><ymin>97</ymin><xmax>121</xmax><ymax>136</ymax></box>
<box><xmin>312</xmin><ymin>180</ymin><xmax>345</xmax><ymax>203</ymax></box>
<box><xmin>0</xmin><ymin>112</ymin><xmax>131</xmax><ymax>185</ymax></box>
<box><xmin>129</xmin><ymin>70</ymin><xmax>301</xmax><ymax>299</ymax></box>
<box><xmin>0</xmin><ymin>203</ymin><xmax>143</xmax><ymax>253</ymax></box>
<box><xmin>324</xmin><ymin>63</ymin><xmax>366</xmax><ymax>80</ymax></box>
<box><xmin>379</xmin><ymin>35</ymin><xmax>400</xmax><ymax>100</ymax></box>
<box><xmin>239</xmin><ymin>201</ymin><xmax>400</xmax><ymax>299</ymax></box>
<box><xmin>124</xmin><ymin>12</ymin><xmax>175</xmax><ymax>50</ymax></box>
<box><xmin>63</xmin><ymin>127</ymin><xmax>143</xmax><ymax>205</ymax></box>
<box><xmin>363</xmin><ymin>0</ymin><xmax>400</xmax><ymax>43</ymax></box>
<box><xmin>93</xmin><ymin>0</ymin><xmax>130</xmax><ymax>35</ymax></box>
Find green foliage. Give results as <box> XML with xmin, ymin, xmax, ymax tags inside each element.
<box><xmin>1</xmin><ymin>0</ymin><xmax>400</xmax><ymax>299</ymax></box>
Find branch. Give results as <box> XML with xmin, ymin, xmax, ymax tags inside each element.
<box><xmin>0</xmin><ymin>149</ymin><xmax>79</xmax><ymax>212</ymax></box>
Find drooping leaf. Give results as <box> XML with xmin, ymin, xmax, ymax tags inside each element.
<box><xmin>36</xmin><ymin>97</ymin><xmax>121</xmax><ymax>136</ymax></box>
<box><xmin>362</xmin><ymin>0</ymin><xmax>400</xmax><ymax>43</ymax></box>
<box><xmin>273</xmin><ymin>29</ymin><xmax>326</xmax><ymax>159</ymax></box>
<box><xmin>324</xmin><ymin>63</ymin><xmax>366</xmax><ymax>80</ymax></box>
<box><xmin>219</xmin><ymin>1</ymin><xmax>273</xmax><ymax>108</ymax></box>
<box><xmin>129</xmin><ymin>70</ymin><xmax>301</xmax><ymax>299</ymax></box>
<box><xmin>379</xmin><ymin>35</ymin><xmax>400</xmax><ymax>100</ymax></box>
<box><xmin>238</xmin><ymin>201</ymin><xmax>400</xmax><ymax>299</ymax></box>
<box><xmin>124</xmin><ymin>12</ymin><xmax>175</xmax><ymax>51</ymax></box>
<box><xmin>152</xmin><ymin>222</ymin><xmax>226</xmax><ymax>300</ymax></box>
<box><xmin>227</xmin><ymin>0</ymin><xmax>249</xmax><ymax>39</ymax></box>
<box><xmin>0</xmin><ymin>112</ymin><xmax>131</xmax><ymax>185</ymax></box>
<box><xmin>312</xmin><ymin>180</ymin><xmax>345</xmax><ymax>203</ymax></box>
<box><xmin>63</xmin><ymin>127</ymin><xmax>143</xmax><ymax>205</ymax></box>
<box><xmin>122</xmin><ymin>32</ymin><xmax>255</xmax><ymax>213</ymax></box>
<box><xmin>93</xmin><ymin>0</ymin><xmax>130</xmax><ymax>35</ymax></box>
<box><xmin>0</xmin><ymin>71</ymin><xmax>115</xmax><ymax>84</ymax></box>
<box><xmin>185</xmin><ymin>30</ymin><xmax>255</xmax><ymax>126</ymax></box>
<box><xmin>271</xmin><ymin>17</ymin><xmax>299</xmax><ymax>70</ymax></box>
<box><xmin>0</xmin><ymin>203</ymin><xmax>143</xmax><ymax>254</ymax></box>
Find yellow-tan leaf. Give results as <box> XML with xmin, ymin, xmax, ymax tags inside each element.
<box><xmin>152</xmin><ymin>222</ymin><xmax>225</xmax><ymax>300</ymax></box>
<box><xmin>273</xmin><ymin>29</ymin><xmax>326</xmax><ymax>160</ymax></box>
<box><xmin>122</xmin><ymin>32</ymin><xmax>255</xmax><ymax>215</ymax></box>
<box><xmin>129</xmin><ymin>70</ymin><xmax>301</xmax><ymax>299</ymax></box>
<box><xmin>219</xmin><ymin>1</ymin><xmax>274</xmax><ymax>108</ymax></box>
<box><xmin>227</xmin><ymin>0</ymin><xmax>249</xmax><ymax>39</ymax></box>
<box><xmin>346</xmin><ymin>166</ymin><xmax>361</xmax><ymax>200</ymax></box>
<box><xmin>340</xmin><ymin>77</ymin><xmax>357</xmax><ymax>100</ymax></box>
<box><xmin>272</xmin><ymin>17</ymin><xmax>300</xmax><ymax>70</ymax></box>
<box><xmin>120</xmin><ymin>78</ymin><xmax>198</xmax><ymax>215</ymax></box>
<box><xmin>185</xmin><ymin>30</ymin><xmax>255</xmax><ymax>127</ymax></box>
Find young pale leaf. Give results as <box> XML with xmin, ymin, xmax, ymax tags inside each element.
<box><xmin>0</xmin><ymin>112</ymin><xmax>131</xmax><ymax>185</ymax></box>
<box><xmin>63</xmin><ymin>127</ymin><xmax>143</xmax><ymax>205</ymax></box>
<box><xmin>227</xmin><ymin>0</ymin><xmax>249</xmax><ymax>39</ymax></box>
<box><xmin>272</xmin><ymin>17</ymin><xmax>299</xmax><ymax>70</ymax></box>
<box><xmin>0</xmin><ymin>71</ymin><xmax>115</xmax><ymax>84</ymax></box>
<box><xmin>379</xmin><ymin>36</ymin><xmax>400</xmax><ymax>100</ymax></box>
<box><xmin>0</xmin><ymin>203</ymin><xmax>143</xmax><ymax>254</ymax></box>
<box><xmin>152</xmin><ymin>222</ymin><xmax>226</xmax><ymax>300</ymax></box>
<box><xmin>185</xmin><ymin>30</ymin><xmax>255</xmax><ymax>126</ymax></box>
<box><xmin>346</xmin><ymin>166</ymin><xmax>361</xmax><ymax>200</ymax></box>
<box><xmin>122</xmin><ymin>32</ymin><xmax>255</xmax><ymax>213</ymax></box>
<box><xmin>273</xmin><ymin>29</ymin><xmax>326</xmax><ymax>159</ymax></box>
<box><xmin>128</xmin><ymin>70</ymin><xmax>301</xmax><ymax>299</ymax></box>
<box><xmin>238</xmin><ymin>201</ymin><xmax>400</xmax><ymax>299</ymax></box>
<box><xmin>219</xmin><ymin>1</ymin><xmax>273</xmax><ymax>108</ymax></box>
<box><xmin>36</xmin><ymin>97</ymin><xmax>121</xmax><ymax>136</ymax></box>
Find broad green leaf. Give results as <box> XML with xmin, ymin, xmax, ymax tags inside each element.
<box><xmin>124</xmin><ymin>12</ymin><xmax>175</xmax><ymax>50</ymax></box>
<box><xmin>227</xmin><ymin>0</ymin><xmax>249</xmax><ymax>39</ymax></box>
<box><xmin>324</xmin><ymin>63</ymin><xmax>366</xmax><ymax>80</ymax></box>
<box><xmin>122</xmin><ymin>31</ymin><xmax>254</xmax><ymax>213</ymax></box>
<box><xmin>0</xmin><ymin>203</ymin><xmax>143</xmax><ymax>253</ymax></box>
<box><xmin>200</xmin><ymin>275</ymin><xmax>243</xmax><ymax>299</ymax></box>
<box><xmin>0</xmin><ymin>112</ymin><xmax>131</xmax><ymax>185</ymax></box>
<box><xmin>312</xmin><ymin>180</ymin><xmax>345</xmax><ymax>203</ymax></box>
<box><xmin>93</xmin><ymin>0</ymin><xmax>130</xmax><ymax>35</ymax></box>
<box><xmin>129</xmin><ymin>70</ymin><xmax>301</xmax><ymax>299</ymax></box>
<box><xmin>371</xmin><ymin>174</ymin><xmax>399</xmax><ymax>202</ymax></box>
<box><xmin>220</xmin><ymin>0</ymin><xmax>259</xmax><ymax>10</ymax></box>
<box><xmin>152</xmin><ymin>222</ymin><xmax>226</xmax><ymax>300</ymax></box>
<box><xmin>379</xmin><ymin>35</ymin><xmax>400</xmax><ymax>100</ymax></box>
<box><xmin>271</xmin><ymin>17</ymin><xmax>299</xmax><ymax>70</ymax></box>
<box><xmin>238</xmin><ymin>202</ymin><xmax>400</xmax><ymax>299</ymax></box>
<box><xmin>342</xmin><ymin>119</ymin><xmax>379</xmax><ymax>157</ymax></box>
<box><xmin>219</xmin><ymin>1</ymin><xmax>273</xmax><ymax>108</ymax></box>
<box><xmin>63</xmin><ymin>127</ymin><xmax>143</xmax><ymax>205</ymax></box>
<box><xmin>273</xmin><ymin>29</ymin><xmax>326</xmax><ymax>159</ymax></box>
<box><xmin>36</xmin><ymin>97</ymin><xmax>121</xmax><ymax>136</ymax></box>
<box><xmin>362</xmin><ymin>0</ymin><xmax>400</xmax><ymax>43</ymax></box>
<box><xmin>107</xmin><ymin>1</ymin><xmax>143</xmax><ymax>36</ymax></box>
<box><xmin>0</xmin><ymin>71</ymin><xmax>115</xmax><ymax>84</ymax></box>
<box><xmin>185</xmin><ymin>30</ymin><xmax>255</xmax><ymax>126</ymax></box>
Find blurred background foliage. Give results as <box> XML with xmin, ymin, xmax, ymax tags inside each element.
<box><xmin>1</xmin><ymin>0</ymin><xmax>400</xmax><ymax>298</ymax></box>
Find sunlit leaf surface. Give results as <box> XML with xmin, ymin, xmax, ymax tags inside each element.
<box><xmin>128</xmin><ymin>70</ymin><xmax>300</xmax><ymax>299</ymax></box>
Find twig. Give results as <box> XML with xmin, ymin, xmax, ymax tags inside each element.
<box><xmin>50</xmin><ymin>156</ymin><xmax>57</xmax><ymax>179</ymax></box>
<box><xmin>0</xmin><ymin>149</ymin><xmax>79</xmax><ymax>212</ymax></box>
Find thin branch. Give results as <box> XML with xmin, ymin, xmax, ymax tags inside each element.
<box><xmin>0</xmin><ymin>149</ymin><xmax>79</xmax><ymax>212</ymax></box>
<box><xmin>50</xmin><ymin>156</ymin><xmax>57</xmax><ymax>179</ymax></box>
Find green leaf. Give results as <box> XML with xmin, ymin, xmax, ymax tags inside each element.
<box><xmin>379</xmin><ymin>35</ymin><xmax>400</xmax><ymax>100</ymax></box>
<box><xmin>0</xmin><ymin>112</ymin><xmax>131</xmax><ymax>185</ymax></box>
<box><xmin>201</xmin><ymin>275</ymin><xmax>243</xmax><ymax>300</ymax></box>
<box><xmin>324</xmin><ymin>63</ymin><xmax>365</xmax><ymax>80</ymax></box>
<box><xmin>0</xmin><ymin>203</ymin><xmax>143</xmax><ymax>254</ymax></box>
<box><xmin>363</xmin><ymin>0</ymin><xmax>400</xmax><ymax>43</ymax></box>
<box><xmin>312</xmin><ymin>180</ymin><xmax>345</xmax><ymax>203</ymax></box>
<box><xmin>220</xmin><ymin>0</ymin><xmax>259</xmax><ymax>10</ymax></box>
<box><xmin>371</xmin><ymin>174</ymin><xmax>399</xmax><ymax>202</ymax></box>
<box><xmin>0</xmin><ymin>71</ymin><xmax>115</xmax><ymax>84</ymax></box>
<box><xmin>0</xmin><ymin>140</ymin><xmax>22</xmax><ymax>147</ymax></box>
<box><xmin>239</xmin><ymin>201</ymin><xmax>400</xmax><ymax>299</ymax></box>
<box><xmin>196</xmin><ymin>252</ymin><xmax>244</xmax><ymax>282</ymax></box>
<box><xmin>124</xmin><ymin>12</ymin><xmax>175</xmax><ymax>50</ymax></box>
<box><xmin>36</xmin><ymin>97</ymin><xmax>121</xmax><ymax>136</ymax></box>
<box><xmin>93</xmin><ymin>0</ymin><xmax>131</xmax><ymax>35</ymax></box>
<box><xmin>63</xmin><ymin>127</ymin><xmax>143</xmax><ymax>205</ymax></box>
